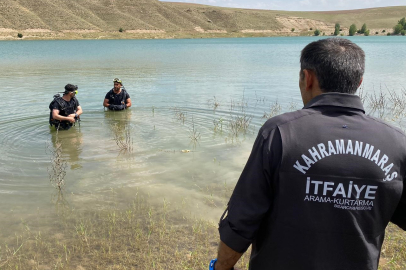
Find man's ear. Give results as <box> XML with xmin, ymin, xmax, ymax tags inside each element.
<box><xmin>358</xmin><ymin>77</ymin><xmax>363</xmax><ymax>88</ymax></box>
<box><xmin>303</xmin><ymin>69</ymin><xmax>314</xmax><ymax>91</ymax></box>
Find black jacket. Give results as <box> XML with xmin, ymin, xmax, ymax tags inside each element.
<box><xmin>219</xmin><ymin>93</ymin><xmax>406</xmax><ymax>270</ymax></box>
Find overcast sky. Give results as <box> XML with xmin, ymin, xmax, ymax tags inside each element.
<box><xmin>160</xmin><ymin>0</ymin><xmax>405</xmax><ymax>11</ymax></box>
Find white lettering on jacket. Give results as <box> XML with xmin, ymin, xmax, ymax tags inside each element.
<box><xmin>293</xmin><ymin>140</ymin><xmax>398</xmax><ymax>181</ymax></box>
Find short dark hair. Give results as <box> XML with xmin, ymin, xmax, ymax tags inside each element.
<box><xmin>300</xmin><ymin>38</ymin><xmax>365</xmax><ymax>94</ymax></box>
<box><xmin>64</xmin><ymin>84</ymin><xmax>78</xmax><ymax>93</ymax></box>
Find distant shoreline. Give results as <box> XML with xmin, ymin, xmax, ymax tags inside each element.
<box><xmin>0</xmin><ymin>29</ymin><xmax>395</xmax><ymax>41</ymax></box>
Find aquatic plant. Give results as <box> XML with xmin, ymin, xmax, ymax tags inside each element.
<box><xmin>189</xmin><ymin>117</ymin><xmax>201</xmax><ymax>147</ymax></box>
<box><xmin>47</xmin><ymin>140</ymin><xmax>67</xmax><ymax>191</ymax></box>
<box><xmin>111</xmin><ymin>123</ymin><xmax>133</xmax><ymax>154</ymax></box>
<box><xmin>263</xmin><ymin>100</ymin><xmax>282</xmax><ymax>119</ymax></box>
<box><xmin>208</xmin><ymin>96</ymin><xmax>220</xmax><ymax>110</ymax></box>
<box><xmin>172</xmin><ymin>107</ymin><xmax>187</xmax><ymax>124</ymax></box>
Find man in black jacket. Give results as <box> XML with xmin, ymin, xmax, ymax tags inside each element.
<box><xmin>211</xmin><ymin>38</ymin><xmax>406</xmax><ymax>270</ymax></box>
<box><xmin>103</xmin><ymin>78</ymin><xmax>132</xmax><ymax>111</ymax></box>
<box><xmin>50</xmin><ymin>84</ymin><xmax>83</xmax><ymax>130</ymax></box>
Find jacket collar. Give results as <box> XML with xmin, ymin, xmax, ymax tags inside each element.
<box><xmin>303</xmin><ymin>92</ymin><xmax>365</xmax><ymax>113</ymax></box>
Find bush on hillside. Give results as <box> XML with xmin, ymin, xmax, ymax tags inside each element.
<box><xmin>360</xmin><ymin>23</ymin><xmax>367</xmax><ymax>34</ymax></box>
<box><xmin>399</xmin><ymin>17</ymin><xmax>406</xmax><ymax>27</ymax></box>
<box><xmin>402</xmin><ymin>30</ymin><xmax>406</xmax><ymax>36</ymax></box>
<box><xmin>17</xmin><ymin>33</ymin><xmax>23</xmax><ymax>38</ymax></box>
<box><xmin>382</xmin><ymin>30</ymin><xmax>386</xmax><ymax>33</ymax></box>
<box><xmin>394</xmin><ymin>24</ymin><xmax>403</xmax><ymax>35</ymax></box>
<box><xmin>387</xmin><ymin>33</ymin><xmax>391</xmax><ymax>36</ymax></box>
<box><xmin>309</xmin><ymin>27</ymin><xmax>313</xmax><ymax>30</ymax></box>
<box><xmin>334</xmin><ymin>23</ymin><xmax>340</xmax><ymax>36</ymax></box>
<box><xmin>375</xmin><ymin>31</ymin><xmax>379</xmax><ymax>35</ymax></box>
<box><xmin>119</xmin><ymin>28</ymin><xmax>124</xmax><ymax>32</ymax></box>
<box><xmin>364</xmin><ymin>30</ymin><xmax>370</xmax><ymax>36</ymax></box>
<box><xmin>349</xmin><ymin>24</ymin><xmax>357</xmax><ymax>36</ymax></box>
<box><xmin>291</xmin><ymin>28</ymin><xmax>295</xmax><ymax>32</ymax></box>
<box><xmin>314</xmin><ymin>29</ymin><xmax>320</xmax><ymax>36</ymax></box>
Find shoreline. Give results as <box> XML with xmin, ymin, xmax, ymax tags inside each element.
<box><xmin>0</xmin><ymin>28</ymin><xmax>395</xmax><ymax>41</ymax></box>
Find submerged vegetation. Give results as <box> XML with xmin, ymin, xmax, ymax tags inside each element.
<box><xmin>47</xmin><ymin>139</ymin><xmax>67</xmax><ymax>191</ymax></box>
<box><xmin>0</xmin><ymin>188</ymin><xmax>251</xmax><ymax>270</ymax></box>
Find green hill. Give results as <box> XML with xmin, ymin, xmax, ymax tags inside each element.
<box><xmin>0</xmin><ymin>0</ymin><xmax>404</xmax><ymax>39</ymax></box>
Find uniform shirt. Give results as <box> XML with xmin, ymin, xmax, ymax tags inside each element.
<box><xmin>51</xmin><ymin>97</ymin><xmax>79</xmax><ymax>116</ymax></box>
<box><xmin>105</xmin><ymin>88</ymin><xmax>130</xmax><ymax>106</ymax></box>
<box><xmin>219</xmin><ymin>93</ymin><xmax>406</xmax><ymax>270</ymax></box>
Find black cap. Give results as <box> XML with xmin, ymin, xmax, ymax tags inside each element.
<box><xmin>65</xmin><ymin>84</ymin><xmax>78</xmax><ymax>92</ymax></box>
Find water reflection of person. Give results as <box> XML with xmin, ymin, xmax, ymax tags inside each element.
<box><xmin>104</xmin><ymin>108</ymin><xmax>132</xmax><ymax>128</ymax></box>
<box><xmin>50</xmin><ymin>128</ymin><xmax>83</xmax><ymax>170</ymax></box>
<box><xmin>104</xmin><ymin>109</ymin><xmax>133</xmax><ymax>152</ymax></box>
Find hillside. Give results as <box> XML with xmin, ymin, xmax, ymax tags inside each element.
<box><xmin>0</xmin><ymin>0</ymin><xmax>404</xmax><ymax>39</ymax></box>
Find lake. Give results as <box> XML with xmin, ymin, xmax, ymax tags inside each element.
<box><xmin>0</xmin><ymin>36</ymin><xmax>405</xmax><ymax>259</ymax></box>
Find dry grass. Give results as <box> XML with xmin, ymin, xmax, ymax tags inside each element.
<box><xmin>380</xmin><ymin>223</ymin><xmax>406</xmax><ymax>269</ymax></box>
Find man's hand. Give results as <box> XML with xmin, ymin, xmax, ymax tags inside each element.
<box><xmin>109</xmin><ymin>104</ymin><xmax>125</xmax><ymax>110</ymax></box>
<box><xmin>214</xmin><ymin>241</ymin><xmax>243</xmax><ymax>270</ymax></box>
<box><xmin>66</xmin><ymin>116</ymin><xmax>76</xmax><ymax>123</ymax></box>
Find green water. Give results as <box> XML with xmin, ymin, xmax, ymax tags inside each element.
<box><xmin>0</xmin><ymin>36</ymin><xmax>405</xmax><ymax>234</ymax></box>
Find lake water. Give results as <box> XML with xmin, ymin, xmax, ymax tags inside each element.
<box><xmin>0</xmin><ymin>36</ymin><xmax>406</xmax><ymax>239</ymax></box>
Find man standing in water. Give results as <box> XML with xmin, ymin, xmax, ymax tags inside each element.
<box><xmin>210</xmin><ymin>38</ymin><xmax>406</xmax><ymax>270</ymax></box>
<box><xmin>50</xmin><ymin>84</ymin><xmax>83</xmax><ymax>130</ymax></box>
<box><xmin>103</xmin><ymin>78</ymin><xmax>131</xmax><ymax>110</ymax></box>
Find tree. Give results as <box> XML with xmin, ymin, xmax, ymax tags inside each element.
<box><xmin>364</xmin><ymin>30</ymin><xmax>370</xmax><ymax>36</ymax></box>
<box><xmin>399</xmin><ymin>17</ymin><xmax>406</xmax><ymax>27</ymax></box>
<box><xmin>402</xmin><ymin>30</ymin><xmax>406</xmax><ymax>36</ymax></box>
<box><xmin>394</xmin><ymin>24</ymin><xmax>403</xmax><ymax>35</ymax></box>
<box><xmin>17</xmin><ymin>33</ymin><xmax>23</xmax><ymax>38</ymax></box>
<box><xmin>349</xmin><ymin>24</ymin><xmax>357</xmax><ymax>36</ymax></box>
<box><xmin>291</xmin><ymin>28</ymin><xmax>295</xmax><ymax>32</ymax></box>
<box><xmin>334</xmin><ymin>23</ymin><xmax>340</xmax><ymax>36</ymax></box>
<box><xmin>360</xmin><ymin>23</ymin><xmax>367</xmax><ymax>34</ymax></box>
<box><xmin>314</xmin><ymin>29</ymin><xmax>320</xmax><ymax>36</ymax></box>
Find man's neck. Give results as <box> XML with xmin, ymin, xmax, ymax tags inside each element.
<box><xmin>113</xmin><ymin>88</ymin><xmax>122</xmax><ymax>94</ymax></box>
<box><xmin>62</xmin><ymin>94</ymin><xmax>72</xmax><ymax>101</ymax></box>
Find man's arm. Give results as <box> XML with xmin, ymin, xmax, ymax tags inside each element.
<box><xmin>215</xmin><ymin>127</ymin><xmax>282</xmax><ymax>269</ymax></box>
<box><xmin>125</xmin><ymin>98</ymin><xmax>132</xmax><ymax>108</ymax></box>
<box><xmin>53</xmin><ymin>109</ymin><xmax>75</xmax><ymax>123</ymax></box>
<box><xmin>103</xmin><ymin>98</ymin><xmax>110</xmax><ymax>107</ymax></box>
<box><xmin>215</xmin><ymin>241</ymin><xmax>243</xmax><ymax>270</ymax></box>
<box><xmin>76</xmin><ymin>105</ymin><xmax>83</xmax><ymax>116</ymax></box>
<box><xmin>390</xmin><ymin>175</ymin><xmax>406</xmax><ymax>230</ymax></box>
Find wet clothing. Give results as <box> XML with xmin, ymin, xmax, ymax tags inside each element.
<box><xmin>49</xmin><ymin>96</ymin><xmax>79</xmax><ymax>130</ymax></box>
<box><xmin>219</xmin><ymin>93</ymin><xmax>406</xmax><ymax>270</ymax></box>
<box><xmin>105</xmin><ymin>88</ymin><xmax>130</xmax><ymax>110</ymax></box>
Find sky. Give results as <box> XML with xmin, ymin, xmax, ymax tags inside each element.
<box><xmin>160</xmin><ymin>0</ymin><xmax>405</xmax><ymax>11</ymax></box>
